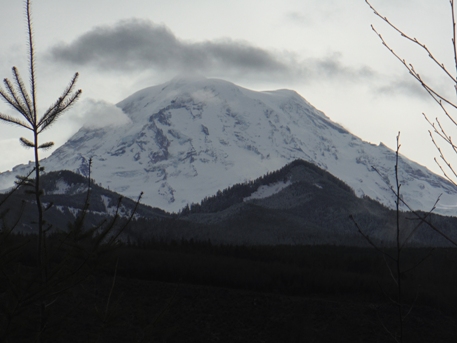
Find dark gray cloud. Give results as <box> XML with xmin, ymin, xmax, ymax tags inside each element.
<box><xmin>48</xmin><ymin>19</ymin><xmax>375</xmax><ymax>84</ymax></box>
<box><xmin>49</xmin><ymin>19</ymin><xmax>288</xmax><ymax>75</ymax></box>
<box><xmin>312</xmin><ymin>54</ymin><xmax>376</xmax><ymax>81</ymax></box>
<box><xmin>376</xmin><ymin>77</ymin><xmax>428</xmax><ymax>99</ymax></box>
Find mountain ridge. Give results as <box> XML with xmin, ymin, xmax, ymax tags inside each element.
<box><xmin>0</xmin><ymin>76</ymin><xmax>456</xmax><ymax>215</ymax></box>
<box><xmin>2</xmin><ymin>161</ymin><xmax>456</xmax><ymax>247</ymax></box>
<box><xmin>130</xmin><ymin>159</ymin><xmax>457</xmax><ymax>247</ymax></box>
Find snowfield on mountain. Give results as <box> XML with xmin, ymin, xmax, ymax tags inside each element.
<box><xmin>1</xmin><ymin>76</ymin><xmax>456</xmax><ymax>215</ymax></box>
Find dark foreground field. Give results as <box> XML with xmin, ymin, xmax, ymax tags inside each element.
<box><xmin>2</xmin><ymin>238</ymin><xmax>457</xmax><ymax>342</ymax></box>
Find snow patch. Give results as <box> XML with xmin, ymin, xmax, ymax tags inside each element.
<box><xmin>68</xmin><ymin>207</ymin><xmax>80</xmax><ymax>218</ymax></box>
<box><xmin>49</xmin><ymin>179</ymin><xmax>70</xmax><ymax>195</ymax></box>
<box><xmin>244</xmin><ymin>180</ymin><xmax>292</xmax><ymax>201</ymax></box>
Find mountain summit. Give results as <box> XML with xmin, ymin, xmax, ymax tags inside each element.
<box><xmin>1</xmin><ymin>76</ymin><xmax>457</xmax><ymax>214</ymax></box>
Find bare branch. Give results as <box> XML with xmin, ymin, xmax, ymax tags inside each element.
<box><xmin>403</xmin><ymin>290</ymin><xmax>420</xmax><ymax>321</ymax></box>
<box><xmin>381</xmin><ymin>254</ymin><xmax>399</xmax><ymax>288</ymax></box>
<box><xmin>451</xmin><ymin>0</ymin><xmax>457</xmax><ymax>89</ymax></box>
<box><xmin>366</xmin><ymin>0</ymin><xmax>457</xmax><ymax>83</ymax></box>
<box><xmin>400</xmin><ymin>197</ymin><xmax>439</xmax><ymax>250</ymax></box>
<box><xmin>370</xmin><ymin>24</ymin><xmax>457</xmax><ymax>112</ymax></box>
<box><xmin>376</xmin><ymin>309</ymin><xmax>401</xmax><ymax>343</ymax></box>
<box><xmin>349</xmin><ymin>214</ymin><xmax>396</xmax><ymax>261</ymax></box>
<box><xmin>108</xmin><ymin>191</ymin><xmax>144</xmax><ymax>244</ymax></box>
<box><xmin>402</xmin><ymin>248</ymin><xmax>435</xmax><ymax>275</ymax></box>
<box><xmin>427</xmin><ymin>129</ymin><xmax>457</xmax><ymax>185</ymax></box>
<box><xmin>398</xmin><ymin>196</ymin><xmax>457</xmax><ymax>246</ymax></box>
<box><xmin>366</xmin><ymin>1</ymin><xmax>457</xmax><ymax>187</ymax></box>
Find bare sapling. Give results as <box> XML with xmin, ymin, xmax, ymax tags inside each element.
<box><xmin>350</xmin><ymin>133</ymin><xmax>439</xmax><ymax>342</ymax></box>
<box><xmin>364</xmin><ymin>1</ymin><xmax>457</xmax><ymax>248</ymax></box>
<box><xmin>365</xmin><ymin>0</ymin><xmax>457</xmax><ymax>186</ymax></box>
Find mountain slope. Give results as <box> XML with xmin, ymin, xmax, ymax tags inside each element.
<box><xmin>0</xmin><ymin>170</ymin><xmax>170</xmax><ymax>233</ymax></box>
<box><xmin>1</xmin><ymin>76</ymin><xmax>456</xmax><ymax>214</ymax></box>
<box><xmin>128</xmin><ymin>159</ymin><xmax>457</xmax><ymax>246</ymax></box>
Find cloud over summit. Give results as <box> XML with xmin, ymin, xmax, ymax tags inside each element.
<box><xmin>50</xmin><ymin>19</ymin><xmax>288</xmax><ymax>75</ymax></box>
<box><xmin>48</xmin><ymin>19</ymin><xmax>375</xmax><ymax>85</ymax></box>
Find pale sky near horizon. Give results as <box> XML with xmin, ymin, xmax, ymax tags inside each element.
<box><xmin>0</xmin><ymin>0</ymin><xmax>455</xmax><ymax>180</ymax></box>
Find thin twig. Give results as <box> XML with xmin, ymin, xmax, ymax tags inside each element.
<box><xmin>366</xmin><ymin>0</ymin><xmax>457</xmax><ymax>83</ymax></box>
<box><xmin>104</xmin><ymin>257</ymin><xmax>119</xmax><ymax>321</ymax></box>
<box><xmin>398</xmin><ymin>196</ymin><xmax>457</xmax><ymax>246</ymax></box>
<box><xmin>349</xmin><ymin>214</ymin><xmax>396</xmax><ymax>261</ymax></box>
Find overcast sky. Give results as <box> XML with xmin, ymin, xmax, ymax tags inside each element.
<box><xmin>0</xmin><ymin>0</ymin><xmax>455</xmax><ymax>178</ymax></box>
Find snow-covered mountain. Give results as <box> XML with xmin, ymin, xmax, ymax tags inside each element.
<box><xmin>1</xmin><ymin>76</ymin><xmax>457</xmax><ymax>214</ymax></box>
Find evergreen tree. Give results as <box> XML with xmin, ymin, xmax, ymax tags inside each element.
<box><xmin>0</xmin><ymin>1</ymin><xmax>81</xmax><ymax>340</ymax></box>
<box><xmin>0</xmin><ymin>0</ymin><xmax>81</xmax><ymax>265</ymax></box>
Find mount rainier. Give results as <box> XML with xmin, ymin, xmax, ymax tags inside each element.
<box><xmin>1</xmin><ymin>76</ymin><xmax>457</xmax><ymax>215</ymax></box>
